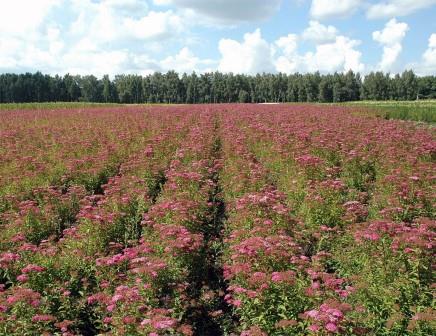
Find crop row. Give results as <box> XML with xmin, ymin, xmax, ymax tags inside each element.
<box><xmin>219</xmin><ymin>115</ymin><xmax>354</xmax><ymax>335</ymax></box>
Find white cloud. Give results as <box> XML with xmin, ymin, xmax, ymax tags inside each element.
<box><xmin>367</xmin><ymin>0</ymin><xmax>436</xmax><ymax>19</ymax></box>
<box><xmin>372</xmin><ymin>18</ymin><xmax>409</xmax><ymax>45</ymax></box>
<box><xmin>0</xmin><ymin>37</ymin><xmax>22</xmax><ymax>69</ymax></box>
<box><xmin>160</xmin><ymin>47</ymin><xmax>216</xmax><ymax>73</ymax></box>
<box><xmin>302</xmin><ymin>20</ymin><xmax>338</xmax><ymax>43</ymax></box>
<box><xmin>0</xmin><ymin>0</ymin><xmax>186</xmax><ymax>76</ymax></box>
<box><xmin>302</xmin><ymin>36</ymin><xmax>364</xmax><ymax>73</ymax></box>
<box><xmin>424</xmin><ymin>33</ymin><xmax>436</xmax><ymax>60</ymax></box>
<box><xmin>373</xmin><ymin>18</ymin><xmax>409</xmax><ymax>71</ymax></box>
<box><xmin>123</xmin><ymin>11</ymin><xmax>183</xmax><ymax>40</ymax></box>
<box><xmin>70</xmin><ymin>0</ymin><xmax>182</xmax><ymax>43</ymax></box>
<box><xmin>218</xmin><ymin>29</ymin><xmax>275</xmax><ymax>74</ymax></box>
<box><xmin>219</xmin><ymin>28</ymin><xmax>364</xmax><ymax>75</ymax></box>
<box><xmin>70</xmin><ymin>1</ymin><xmax>121</xmax><ymax>42</ymax></box>
<box><xmin>153</xmin><ymin>0</ymin><xmax>282</xmax><ymax>24</ymax></box>
<box><xmin>153</xmin><ymin>0</ymin><xmax>172</xmax><ymax>5</ymax></box>
<box><xmin>0</xmin><ymin>0</ymin><xmax>60</xmax><ymax>36</ymax></box>
<box><xmin>62</xmin><ymin>50</ymin><xmax>130</xmax><ymax>77</ymax></box>
<box><xmin>0</xmin><ymin>19</ymin><xmax>66</xmax><ymax>74</ymax></box>
<box><xmin>0</xmin><ymin>0</ymin><xmax>62</xmax><ymax>73</ymax></box>
<box><xmin>310</xmin><ymin>0</ymin><xmax>361</xmax><ymax>20</ymax></box>
<box><xmin>129</xmin><ymin>54</ymin><xmax>163</xmax><ymax>75</ymax></box>
<box><xmin>61</xmin><ymin>49</ymin><xmax>166</xmax><ymax>77</ymax></box>
<box><xmin>57</xmin><ymin>45</ymin><xmax>215</xmax><ymax>77</ymax></box>
<box><xmin>275</xmin><ymin>34</ymin><xmax>299</xmax><ymax>57</ymax></box>
<box><xmin>275</xmin><ymin>34</ymin><xmax>299</xmax><ymax>73</ymax></box>
<box><xmin>275</xmin><ymin>57</ymin><xmax>300</xmax><ymax>74</ymax></box>
<box><xmin>47</xmin><ymin>27</ymin><xmax>65</xmax><ymax>55</ymax></box>
<box><xmin>274</xmin><ymin>22</ymin><xmax>364</xmax><ymax>74</ymax></box>
<box><xmin>412</xmin><ymin>33</ymin><xmax>436</xmax><ymax>75</ymax></box>
<box><xmin>0</xmin><ymin>0</ymin><xmax>212</xmax><ymax>77</ymax></box>
<box><xmin>104</xmin><ymin>0</ymin><xmax>149</xmax><ymax>14</ymax></box>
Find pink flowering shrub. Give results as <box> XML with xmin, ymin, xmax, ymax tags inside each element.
<box><xmin>0</xmin><ymin>104</ymin><xmax>434</xmax><ymax>335</ymax></box>
<box><xmin>329</xmin><ymin>218</ymin><xmax>435</xmax><ymax>334</ymax></box>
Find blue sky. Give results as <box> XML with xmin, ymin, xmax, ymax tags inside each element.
<box><xmin>0</xmin><ymin>0</ymin><xmax>435</xmax><ymax>77</ymax></box>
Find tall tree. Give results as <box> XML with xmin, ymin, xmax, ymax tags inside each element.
<box><xmin>318</xmin><ymin>75</ymin><xmax>334</xmax><ymax>103</ymax></box>
<box><xmin>401</xmin><ymin>70</ymin><xmax>418</xmax><ymax>100</ymax></box>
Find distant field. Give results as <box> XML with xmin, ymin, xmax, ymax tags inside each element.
<box><xmin>344</xmin><ymin>100</ymin><xmax>436</xmax><ymax>123</ymax></box>
<box><xmin>2</xmin><ymin>101</ymin><xmax>435</xmax><ymax>125</ymax></box>
<box><xmin>0</xmin><ymin>102</ymin><xmax>122</xmax><ymax>110</ymax></box>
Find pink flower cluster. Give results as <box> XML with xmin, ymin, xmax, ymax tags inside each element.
<box><xmin>304</xmin><ymin>301</ymin><xmax>350</xmax><ymax>334</ymax></box>
<box><xmin>354</xmin><ymin>219</ymin><xmax>435</xmax><ymax>253</ymax></box>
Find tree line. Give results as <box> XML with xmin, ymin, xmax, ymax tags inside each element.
<box><xmin>0</xmin><ymin>70</ymin><xmax>435</xmax><ymax>104</ymax></box>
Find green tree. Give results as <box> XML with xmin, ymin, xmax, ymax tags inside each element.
<box><xmin>318</xmin><ymin>75</ymin><xmax>334</xmax><ymax>103</ymax></box>
<box><xmin>401</xmin><ymin>70</ymin><xmax>418</xmax><ymax>100</ymax></box>
<box><xmin>238</xmin><ymin>89</ymin><xmax>249</xmax><ymax>103</ymax></box>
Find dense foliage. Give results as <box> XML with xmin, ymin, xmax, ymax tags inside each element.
<box><xmin>0</xmin><ymin>104</ymin><xmax>434</xmax><ymax>335</ymax></box>
<box><xmin>1</xmin><ymin>70</ymin><xmax>435</xmax><ymax>104</ymax></box>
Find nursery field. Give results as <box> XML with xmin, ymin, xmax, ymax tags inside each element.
<box><xmin>344</xmin><ymin>100</ymin><xmax>436</xmax><ymax>123</ymax></box>
<box><xmin>0</xmin><ymin>104</ymin><xmax>434</xmax><ymax>336</ymax></box>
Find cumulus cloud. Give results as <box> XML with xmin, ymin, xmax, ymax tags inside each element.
<box><xmin>160</xmin><ymin>47</ymin><xmax>216</xmax><ymax>73</ymax></box>
<box><xmin>373</xmin><ymin>18</ymin><xmax>409</xmax><ymax>71</ymax></box>
<box><xmin>58</xmin><ymin>45</ymin><xmax>215</xmax><ymax>77</ymax></box>
<box><xmin>275</xmin><ymin>34</ymin><xmax>299</xmax><ymax>73</ymax></box>
<box><xmin>0</xmin><ymin>0</ymin><xmax>62</xmax><ymax>73</ymax></box>
<box><xmin>218</xmin><ymin>29</ymin><xmax>275</xmax><ymax>74</ymax></box>
<box><xmin>153</xmin><ymin>0</ymin><xmax>173</xmax><ymax>5</ymax></box>
<box><xmin>57</xmin><ymin>45</ymin><xmax>217</xmax><ymax>77</ymax></box>
<box><xmin>276</xmin><ymin>37</ymin><xmax>364</xmax><ymax>74</ymax></box>
<box><xmin>0</xmin><ymin>14</ymin><xmax>66</xmax><ymax>74</ymax></box>
<box><xmin>104</xmin><ymin>0</ymin><xmax>149</xmax><ymax>14</ymax></box>
<box><xmin>274</xmin><ymin>20</ymin><xmax>363</xmax><ymax>74</ymax></box>
<box><xmin>367</xmin><ymin>0</ymin><xmax>436</xmax><ymax>19</ymax></box>
<box><xmin>123</xmin><ymin>11</ymin><xmax>183</xmax><ymax>40</ymax></box>
<box><xmin>218</xmin><ymin>27</ymin><xmax>364</xmax><ymax>75</ymax></box>
<box><xmin>302</xmin><ymin>20</ymin><xmax>338</xmax><ymax>43</ymax></box>
<box><xmin>153</xmin><ymin>0</ymin><xmax>282</xmax><ymax>24</ymax></box>
<box><xmin>0</xmin><ymin>0</ymin><xmax>60</xmax><ymax>36</ymax></box>
<box><xmin>62</xmin><ymin>49</ymin><xmax>131</xmax><ymax>77</ymax></box>
<box><xmin>310</xmin><ymin>0</ymin><xmax>361</xmax><ymax>20</ymax></box>
<box><xmin>0</xmin><ymin>0</ymin><xmax>191</xmax><ymax>76</ymax></box>
<box><xmin>411</xmin><ymin>33</ymin><xmax>436</xmax><ymax>75</ymax></box>
<box><xmin>423</xmin><ymin>34</ymin><xmax>436</xmax><ymax>64</ymax></box>
<box><xmin>275</xmin><ymin>34</ymin><xmax>299</xmax><ymax>58</ymax></box>
<box><xmin>303</xmin><ymin>36</ymin><xmax>364</xmax><ymax>73</ymax></box>
<box><xmin>70</xmin><ymin>0</ymin><xmax>183</xmax><ymax>43</ymax></box>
